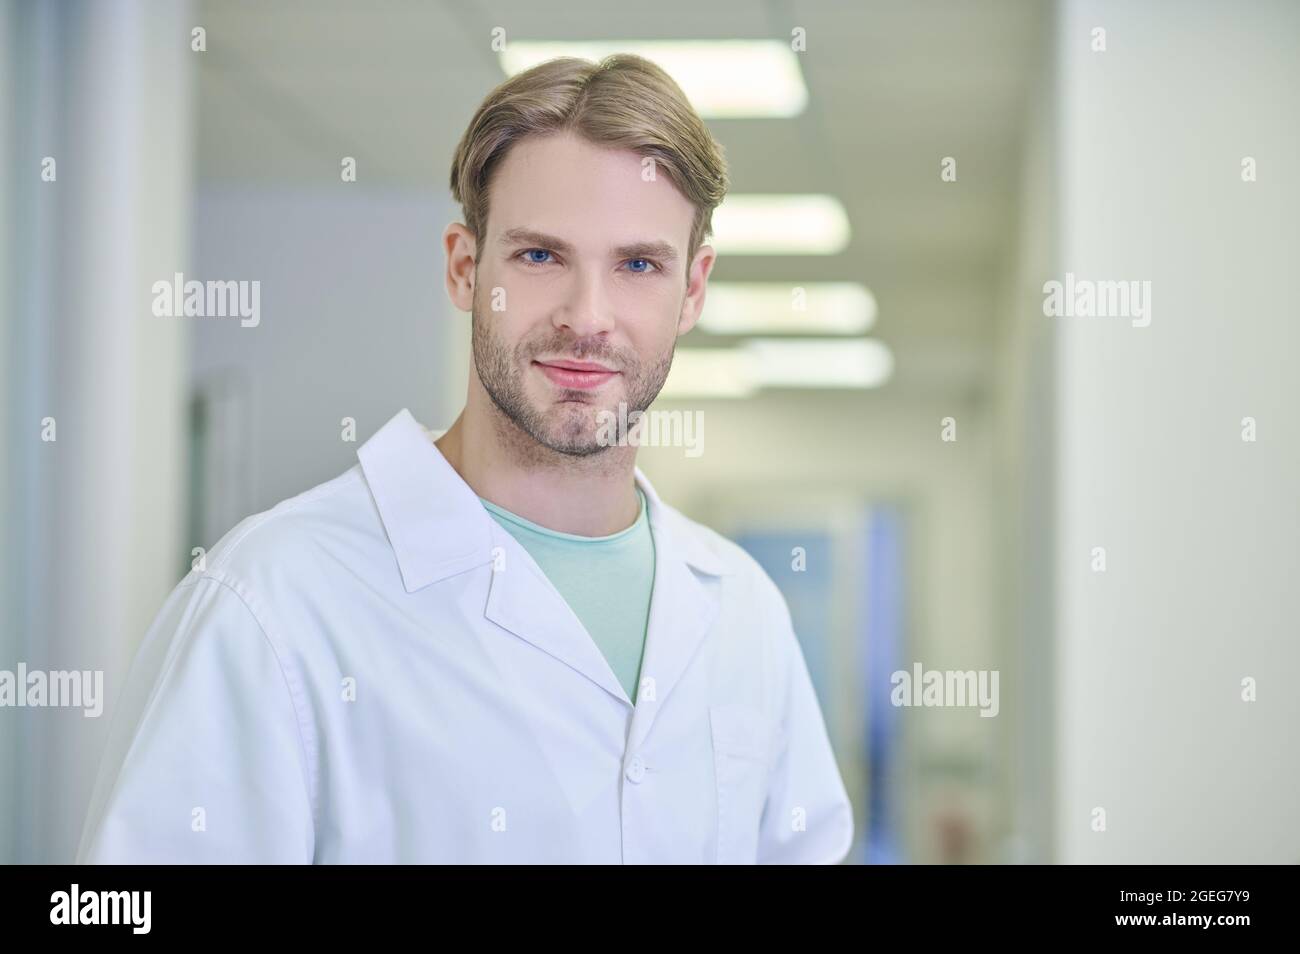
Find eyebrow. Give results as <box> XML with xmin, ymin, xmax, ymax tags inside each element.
<box><xmin>498</xmin><ymin>228</ymin><xmax>679</xmax><ymax>266</ymax></box>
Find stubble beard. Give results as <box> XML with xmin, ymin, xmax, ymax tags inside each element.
<box><xmin>470</xmin><ymin>297</ymin><xmax>675</xmax><ymax>460</ymax></box>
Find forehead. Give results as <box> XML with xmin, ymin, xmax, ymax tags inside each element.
<box><xmin>486</xmin><ymin>132</ymin><xmax>694</xmax><ymax>254</ymax></box>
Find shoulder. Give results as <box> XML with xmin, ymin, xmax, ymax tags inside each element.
<box><xmin>190</xmin><ymin>464</ymin><xmax>381</xmax><ymax>595</ymax></box>
<box><xmin>653</xmin><ymin>500</ymin><xmax>792</xmax><ymax>621</ymax></box>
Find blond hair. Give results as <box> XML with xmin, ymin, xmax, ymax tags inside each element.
<box><xmin>449</xmin><ymin>54</ymin><xmax>729</xmax><ymax>266</ymax></box>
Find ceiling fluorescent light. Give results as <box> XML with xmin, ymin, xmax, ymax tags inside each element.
<box><xmin>660</xmin><ymin>338</ymin><xmax>893</xmax><ymax>398</ymax></box>
<box><xmin>658</xmin><ymin>348</ymin><xmax>757</xmax><ymax>400</ymax></box>
<box><xmin>700</xmin><ymin>282</ymin><xmax>877</xmax><ymax>335</ymax></box>
<box><xmin>499</xmin><ymin>41</ymin><xmax>807</xmax><ymax>118</ymax></box>
<box><xmin>746</xmin><ymin>338</ymin><xmax>893</xmax><ymax>389</ymax></box>
<box><xmin>710</xmin><ymin>195</ymin><xmax>850</xmax><ymax>255</ymax></box>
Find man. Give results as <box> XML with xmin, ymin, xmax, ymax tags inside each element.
<box><xmin>77</xmin><ymin>54</ymin><xmax>853</xmax><ymax>864</ymax></box>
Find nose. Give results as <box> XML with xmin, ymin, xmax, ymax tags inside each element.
<box><xmin>552</xmin><ymin>268</ymin><xmax>616</xmax><ymax>339</ymax></box>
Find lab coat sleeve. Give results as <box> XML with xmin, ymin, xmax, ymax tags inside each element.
<box><xmin>757</xmin><ymin>607</ymin><xmax>855</xmax><ymax>864</ymax></box>
<box><xmin>76</xmin><ymin>574</ymin><xmax>316</xmax><ymax>863</ymax></box>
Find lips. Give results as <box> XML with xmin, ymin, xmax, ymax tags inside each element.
<box><xmin>533</xmin><ymin>359</ymin><xmax>619</xmax><ymax>391</ymax></box>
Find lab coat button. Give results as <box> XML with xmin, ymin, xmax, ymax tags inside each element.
<box><xmin>625</xmin><ymin>755</ymin><xmax>646</xmax><ymax>783</ymax></box>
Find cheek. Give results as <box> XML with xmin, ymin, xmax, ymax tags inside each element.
<box><xmin>615</xmin><ymin>282</ymin><xmax>682</xmax><ymax>339</ymax></box>
<box><xmin>480</xmin><ymin>281</ymin><xmax>544</xmax><ymax>347</ymax></box>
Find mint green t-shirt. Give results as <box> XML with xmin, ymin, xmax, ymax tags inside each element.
<box><xmin>480</xmin><ymin>489</ymin><xmax>656</xmax><ymax>705</ymax></box>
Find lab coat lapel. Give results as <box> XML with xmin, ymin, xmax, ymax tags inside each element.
<box><xmin>626</xmin><ymin>470</ymin><xmax>723</xmax><ymax>751</ymax></box>
<box><xmin>483</xmin><ymin>521</ymin><xmax>632</xmax><ymax>705</ymax></box>
<box><xmin>358</xmin><ymin>410</ymin><xmax>726</xmax><ymax>722</ymax></box>
<box><xmin>361</xmin><ymin>410</ymin><xmax>631</xmax><ymax>703</ymax></box>
<box><xmin>481</xmin><ymin>469</ymin><xmax>726</xmax><ymax>726</ymax></box>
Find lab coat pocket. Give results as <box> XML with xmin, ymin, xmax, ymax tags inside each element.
<box><xmin>710</xmin><ymin>703</ymin><xmax>772</xmax><ymax>865</ymax></box>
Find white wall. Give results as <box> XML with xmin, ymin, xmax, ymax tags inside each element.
<box><xmin>191</xmin><ymin>186</ymin><xmax>467</xmax><ymax>541</ymax></box>
<box><xmin>0</xmin><ymin>0</ymin><xmax>19</xmax><ymax>865</ymax></box>
<box><xmin>1054</xmin><ymin>0</ymin><xmax>1300</xmax><ymax>863</ymax></box>
<box><xmin>2</xmin><ymin>0</ymin><xmax>195</xmax><ymax>864</ymax></box>
<box><xmin>992</xmin><ymin>13</ymin><xmax>1060</xmax><ymax>864</ymax></box>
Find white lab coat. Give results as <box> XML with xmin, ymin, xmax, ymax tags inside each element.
<box><xmin>76</xmin><ymin>408</ymin><xmax>854</xmax><ymax>864</ymax></box>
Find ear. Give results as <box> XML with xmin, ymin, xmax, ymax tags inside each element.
<box><xmin>676</xmin><ymin>243</ymin><xmax>716</xmax><ymax>336</ymax></box>
<box><xmin>443</xmin><ymin>222</ymin><xmax>477</xmax><ymax>313</ymax></box>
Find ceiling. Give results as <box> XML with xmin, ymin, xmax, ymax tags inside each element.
<box><xmin>195</xmin><ymin>0</ymin><xmax>1047</xmax><ymax>401</ymax></box>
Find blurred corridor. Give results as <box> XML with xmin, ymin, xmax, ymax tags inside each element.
<box><xmin>3</xmin><ymin>0</ymin><xmax>1298</xmax><ymax>864</ymax></box>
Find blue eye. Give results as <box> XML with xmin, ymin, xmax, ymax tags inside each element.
<box><xmin>521</xmin><ymin>249</ymin><xmax>553</xmax><ymax>265</ymax></box>
<box><xmin>625</xmin><ymin>258</ymin><xmax>655</xmax><ymax>273</ymax></box>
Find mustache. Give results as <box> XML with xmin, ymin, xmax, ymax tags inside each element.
<box><xmin>519</xmin><ymin>335</ymin><xmax>627</xmax><ymax>369</ymax></box>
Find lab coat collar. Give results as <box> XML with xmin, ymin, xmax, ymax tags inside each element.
<box><xmin>357</xmin><ymin>408</ymin><xmax>494</xmax><ymax>592</ymax></box>
<box><xmin>356</xmin><ymin>408</ymin><xmax>727</xmax><ymax>594</ymax></box>
<box><xmin>358</xmin><ymin>408</ymin><xmax>727</xmax><ymax>715</ymax></box>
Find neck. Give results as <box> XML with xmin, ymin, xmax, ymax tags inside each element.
<box><xmin>435</xmin><ymin>390</ymin><xmax>642</xmax><ymax>537</ymax></box>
